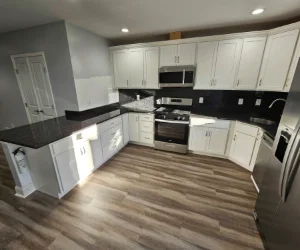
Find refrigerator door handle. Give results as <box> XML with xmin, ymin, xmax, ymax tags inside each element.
<box><xmin>282</xmin><ymin>147</ymin><xmax>300</xmax><ymax>201</ymax></box>
<box><xmin>279</xmin><ymin>121</ymin><xmax>300</xmax><ymax>201</ymax></box>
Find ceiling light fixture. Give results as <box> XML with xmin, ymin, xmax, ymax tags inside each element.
<box><xmin>121</xmin><ymin>28</ymin><xmax>129</xmax><ymax>33</ymax></box>
<box><xmin>252</xmin><ymin>8</ymin><xmax>265</xmax><ymax>15</ymax></box>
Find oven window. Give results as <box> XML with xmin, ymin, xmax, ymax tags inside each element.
<box><xmin>159</xmin><ymin>72</ymin><xmax>183</xmax><ymax>83</ymax></box>
<box><xmin>155</xmin><ymin>122</ymin><xmax>189</xmax><ymax>144</ymax></box>
<box><xmin>184</xmin><ymin>71</ymin><xmax>194</xmax><ymax>83</ymax></box>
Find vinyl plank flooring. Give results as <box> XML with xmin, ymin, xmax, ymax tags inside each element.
<box><xmin>0</xmin><ymin>144</ymin><xmax>263</xmax><ymax>249</ymax></box>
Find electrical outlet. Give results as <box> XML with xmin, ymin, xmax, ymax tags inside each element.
<box><xmin>255</xmin><ymin>99</ymin><xmax>262</xmax><ymax>106</ymax></box>
<box><xmin>199</xmin><ymin>97</ymin><xmax>204</xmax><ymax>104</ymax></box>
<box><xmin>238</xmin><ymin>98</ymin><xmax>244</xmax><ymax>105</ymax></box>
<box><xmin>136</xmin><ymin>95</ymin><xmax>140</xmax><ymax>101</ymax></box>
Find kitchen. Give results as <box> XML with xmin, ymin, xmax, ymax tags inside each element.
<box><xmin>0</xmin><ymin>1</ymin><xmax>300</xmax><ymax>249</ymax></box>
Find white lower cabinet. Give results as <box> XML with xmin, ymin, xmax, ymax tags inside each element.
<box><xmin>74</xmin><ymin>140</ymin><xmax>94</xmax><ymax>180</ymax></box>
<box><xmin>54</xmin><ymin>148</ymin><xmax>79</xmax><ymax>193</ymax></box>
<box><xmin>229</xmin><ymin>122</ymin><xmax>262</xmax><ymax>172</ymax></box>
<box><xmin>189</xmin><ymin>126</ymin><xmax>229</xmax><ymax>155</ymax></box>
<box><xmin>122</xmin><ymin>113</ymin><xmax>130</xmax><ymax>145</ymax></box>
<box><xmin>129</xmin><ymin>113</ymin><xmax>140</xmax><ymax>141</ymax></box>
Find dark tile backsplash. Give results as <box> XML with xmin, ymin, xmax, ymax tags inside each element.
<box><xmin>119</xmin><ymin>88</ymin><xmax>288</xmax><ymax>122</ymax></box>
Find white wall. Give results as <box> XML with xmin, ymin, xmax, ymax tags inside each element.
<box><xmin>65</xmin><ymin>22</ymin><xmax>119</xmax><ymax>111</ymax></box>
<box><xmin>0</xmin><ymin>21</ymin><xmax>78</xmax><ymax>130</ymax></box>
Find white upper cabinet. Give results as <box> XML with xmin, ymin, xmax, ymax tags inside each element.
<box><xmin>177</xmin><ymin>43</ymin><xmax>196</xmax><ymax>65</ymax></box>
<box><xmin>113</xmin><ymin>47</ymin><xmax>159</xmax><ymax>89</ymax></box>
<box><xmin>235</xmin><ymin>37</ymin><xmax>267</xmax><ymax>90</ymax></box>
<box><xmin>160</xmin><ymin>45</ymin><xmax>177</xmax><ymax>66</ymax></box>
<box><xmin>128</xmin><ymin>48</ymin><xmax>144</xmax><ymax>88</ymax></box>
<box><xmin>160</xmin><ymin>43</ymin><xmax>196</xmax><ymax>67</ymax></box>
<box><xmin>194</xmin><ymin>41</ymin><xmax>217</xmax><ymax>89</ymax></box>
<box><xmin>144</xmin><ymin>47</ymin><xmax>159</xmax><ymax>89</ymax></box>
<box><xmin>112</xmin><ymin>50</ymin><xmax>129</xmax><ymax>88</ymax></box>
<box><xmin>258</xmin><ymin>29</ymin><xmax>299</xmax><ymax>91</ymax></box>
<box><xmin>194</xmin><ymin>39</ymin><xmax>242</xmax><ymax>90</ymax></box>
<box><xmin>213</xmin><ymin>39</ymin><xmax>243</xmax><ymax>90</ymax></box>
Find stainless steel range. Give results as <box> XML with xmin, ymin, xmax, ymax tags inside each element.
<box><xmin>154</xmin><ymin>97</ymin><xmax>192</xmax><ymax>154</ymax></box>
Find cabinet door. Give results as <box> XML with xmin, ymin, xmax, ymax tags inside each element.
<box><xmin>235</xmin><ymin>37</ymin><xmax>267</xmax><ymax>90</ymax></box>
<box><xmin>122</xmin><ymin>113</ymin><xmax>130</xmax><ymax>145</ymax></box>
<box><xmin>230</xmin><ymin>132</ymin><xmax>256</xmax><ymax>170</ymax></box>
<box><xmin>55</xmin><ymin>148</ymin><xmax>79</xmax><ymax>193</ymax></box>
<box><xmin>206</xmin><ymin>128</ymin><xmax>228</xmax><ymax>155</ymax></box>
<box><xmin>188</xmin><ymin>126</ymin><xmax>208</xmax><ymax>152</ymax></box>
<box><xmin>194</xmin><ymin>41</ymin><xmax>217</xmax><ymax>89</ymax></box>
<box><xmin>112</xmin><ymin>50</ymin><xmax>129</xmax><ymax>88</ymax></box>
<box><xmin>160</xmin><ymin>45</ymin><xmax>177</xmax><ymax>66</ymax></box>
<box><xmin>177</xmin><ymin>43</ymin><xmax>196</xmax><ymax>66</ymax></box>
<box><xmin>258</xmin><ymin>29</ymin><xmax>299</xmax><ymax>91</ymax></box>
<box><xmin>90</xmin><ymin>135</ymin><xmax>104</xmax><ymax>170</ymax></box>
<box><xmin>129</xmin><ymin>113</ymin><xmax>139</xmax><ymax>142</ymax></box>
<box><xmin>213</xmin><ymin>39</ymin><xmax>243</xmax><ymax>89</ymax></box>
<box><xmin>144</xmin><ymin>47</ymin><xmax>159</xmax><ymax>89</ymax></box>
<box><xmin>128</xmin><ymin>48</ymin><xmax>144</xmax><ymax>88</ymax></box>
<box><xmin>74</xmin><ymin>141</ymin><xmax>95</xmax><ymax>180</ymax></box>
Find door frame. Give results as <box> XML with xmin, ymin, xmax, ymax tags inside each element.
<box><xmin>11</xmin><ymin>52</ymin><xmax>58</xmax><ymax>123</ymax></box>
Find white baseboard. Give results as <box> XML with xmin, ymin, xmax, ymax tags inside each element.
<box><xmin>251</xmin><ymin>175</ymin><xmax>260</xmax><ymax>193</ymax></box>
<box><xmin>15</xmin><ymin>183</ymin><xmax>35</xmax><ymax>198</ymax></box>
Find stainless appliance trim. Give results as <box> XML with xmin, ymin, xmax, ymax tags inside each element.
<box><xmin>161</xmin><ymin>97</ymin><xmax>193</xmax><ymax>106</ymax></box>
<box><xmin>155</xmin><ymin>119</ymin><xmax>189</xmax><ymax>124</ymax></box>
<box><xmin>159</xmin><ymin>83</ymin><xmax>194</xmax><ymax>87</ymax></box>
<box><xmin>154</xmin><ymin>141</ymin><xmax>187</xmax><ymax>154</ymax></box>
<box><xmin>159</xmin><ymin>66</ymin><xmax>196</xmax><ymax>73</ymax></box>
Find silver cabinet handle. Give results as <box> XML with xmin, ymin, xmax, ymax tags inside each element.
<box><xmin>210</xmin><ymin>79</ymin><xmax>214</xmax><ymax>87</ymax></box>
<box><xmin>259</xmin><ymin>79</ymin><xmax>262</xmax><ymax>86</ymax></box>
<box><xmin>145</xmin><ymin>137</ymin><xmax>150</xmax><ymax>139</ymax></box>
<box><xmin>177</xmin><ymin>56</ymin><xmax>180</xmax><ymax>63</ymax></box>
<box><xmin>174</xmin><ymin>56</ymin><xmax>177</xmax><ymax>63</ymax></box>
<box><xmin>205</xmin><ymin>131</ymin><xmax>208</xmax><ymax>136</ymax></box>
<box><xmin>237</xmin><ymin>79</ymin><xmax>240</xmax><ymax>86</ymax></box>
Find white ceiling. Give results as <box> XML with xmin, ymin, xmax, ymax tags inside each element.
<box><xmin>1</xmin><ymin>0</ymin><xmax>300</xmax><ymax>39</ymax></box>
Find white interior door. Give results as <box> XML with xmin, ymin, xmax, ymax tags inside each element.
<box><xmin>144</xmin><ymin>47</ymin><xmax>159</xmax><ymax>89</ymax></box>
<box><xmin>27</xmin><ymin>55</ymin><xmax>56</xmax><ymax>120</ymax></box>
<box><xmin>214</xmin><ymin>39</ymin><xmax>243</xmax><ymax>89</ymax></box>
<box><xmin>128</xmin><ymin>48</ymin><xmax>144</xmax><ymax>88</ymax></box>
<box><xmin>13</xmin><ymin>57</ymin><xmax>42</xmax><ymax>123</ymax></box>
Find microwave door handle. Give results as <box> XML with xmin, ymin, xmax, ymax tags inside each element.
<box><xmin>182</xmin><ymin>69</ymin><xmax>185</xmax><ymax>85</ymax></box>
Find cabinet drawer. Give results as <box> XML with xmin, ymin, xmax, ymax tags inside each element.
<box><xmin>103</xmin><ymin>134</ymin><xmax>124</xmax><ymax>161</ymax></box>
<box><xmin>235</xmin><ymin>122</ymin><xmax>259</xmax><ymax>137</ymax></box>
<box><xmin>101</xmin><ymin>124</ymin><xmax>123</xmax><ymax>147</ymax></box>
<box><xmin>51</xmin><ymin>136</ymin><xmax>73</xmax><ymax>156</ymax></box>
<box><xmin>98</xmin><ymin>116</ymin><xmax>122</xmax><ymax>133</ymax></box>
<box><xmin>139</xmin><ymin>121</ymin><xmax>154</xmax><ymax>133</ymax></box>
<box><xmin>140</xmin><ymin>132</ymin><xmax>154</xmax><ymax>144</ymax></box>
<box><xmin>139</xmin><ymin>114</ymin><xmax>154</xmax><ymax>122</ymax></box>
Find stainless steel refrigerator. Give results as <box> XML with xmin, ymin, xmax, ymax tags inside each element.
<box><xmin>255</xmin><ymin>60</ymin><xmax>300</xmax><ymax>250</ymax></box>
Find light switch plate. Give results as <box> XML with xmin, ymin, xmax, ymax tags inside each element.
<box><xmin>199</xmin><ymin>97</ymin><xmax>204</xmax><ymax>104</ymax></box>
<box><xmin>238</xmin><ymin>98</ymin><xmax>244</xmax><ymax>105</ymax></box>
<box><xmin>137</xmin><ymin>95</ymin><xmax>140</xmax><ymax>101</ymax></box>
<box><xmin>255</xmin><ymin>99</ymin><xmax>262</xmax><ymax>106</ymax></box>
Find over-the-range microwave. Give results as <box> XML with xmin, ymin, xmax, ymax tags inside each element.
<box><xmin>159</xmin><ymin>66</ymin><xmax>196</xmax><ymax>88</ymax></box>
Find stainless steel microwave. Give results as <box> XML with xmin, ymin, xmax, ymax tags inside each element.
<box><xmin>159</xmin><ymin>66</ymin><xmax>196</xmax><ymax>88</ymax></box>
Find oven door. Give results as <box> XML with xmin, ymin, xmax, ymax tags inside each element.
<box><xmin>155</xmin><ymin>119</ymin><xmax>189</xmax><ymax>145</ymax></box>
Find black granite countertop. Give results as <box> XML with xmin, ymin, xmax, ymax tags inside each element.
<box><xmin>191</xmin><ymin>111</ymin><xmax>278</xmax><ymax>140</ymax></box>
<box><xmin>0</xmin><ymin>106</ymin><xmax>154</xmax><ymax>149</ymax></box>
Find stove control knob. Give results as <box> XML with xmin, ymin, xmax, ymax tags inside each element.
<box><xmin>182</xmin><ymin>117</ymin><xmax>185</xmax><ymax>120</ymax></box>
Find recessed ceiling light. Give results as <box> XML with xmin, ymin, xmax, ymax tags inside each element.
<box><xmin>252</xmin><ymin>8</ymin><xmax>265</xmax><ymax>15</ymax></box>
<box><xmin>121</xmin><ymin>28</ymin><xmax>129</xmax><ymax>33</ymax></box>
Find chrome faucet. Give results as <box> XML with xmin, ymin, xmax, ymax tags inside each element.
<box><xmin>269</xmin><ymin>99</ymin><xmax>286</xmax><ymax>108</ymax></box>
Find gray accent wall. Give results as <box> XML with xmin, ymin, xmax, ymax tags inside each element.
<box><xmin>0</xmin><ymin>21</ymin><xmax>78</xmax><ymax>130</ymax></box>
<box><xmin>65</xmin><ymin>22</ymin><xmax>111</xmax><ymax>78</ymax></box>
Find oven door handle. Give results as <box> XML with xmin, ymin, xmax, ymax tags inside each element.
<box><xmin>155</xmin><ymin>119</ymin><xmax>189</xmax><ymax>125</ymax></box>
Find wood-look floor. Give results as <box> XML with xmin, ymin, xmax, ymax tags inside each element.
<box><xmin>0</xmin><ymin>144</ymin><xmax>263</xmax><ymax>250</ymax></box>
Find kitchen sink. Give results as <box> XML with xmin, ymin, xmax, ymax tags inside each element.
<box><xmin>250</xmin><ymin>117</ymin><xmax>276</xmax><ymax>126</ymax></box>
